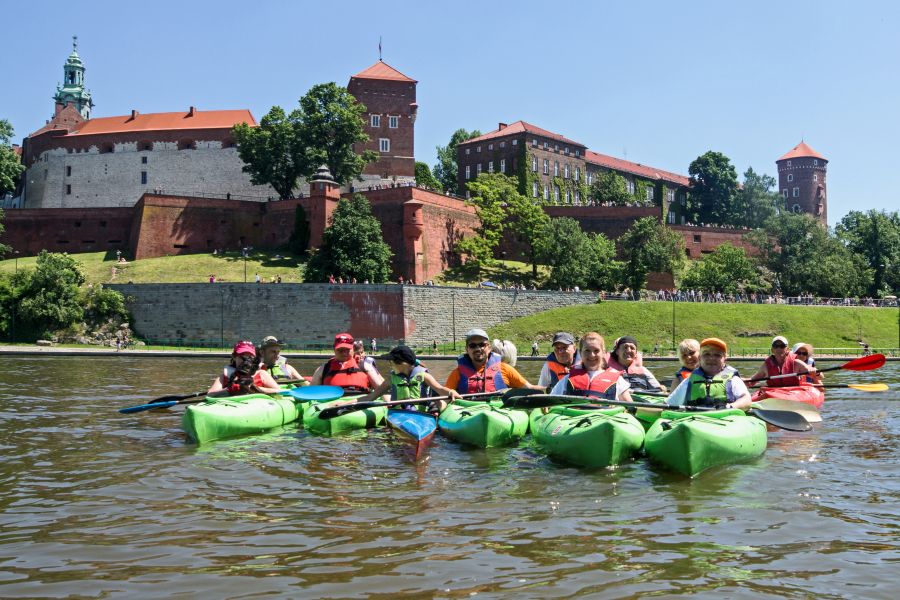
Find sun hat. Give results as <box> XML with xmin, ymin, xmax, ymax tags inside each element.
<box><xmin>333</xmin><ymin>333</ymin><xmax>354</xmax><ymax>349</ymax></box>
<box><xmin>464</xmin><ymin>328</ymin><xmax>489</xmax><ymax>342</ymax></box>
<box><xmin>700</xmin><ymin>337</ymin><xmax>728</xmax><ymax>353</ymax></box>
<box><xmin>232</xmin><ymin>340</ymin><xmax>256</xmax><ymax>357</ymax></box>
<box><xmin>771</xmin><ymin>335</ymin><xmax>789</xmax><ymax>347</ymax></box>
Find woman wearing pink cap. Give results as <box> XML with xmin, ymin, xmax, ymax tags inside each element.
<box><xmin>207</xmin><ymin>340</ymin><xmax>282</xmax><ymax>395</ymax></box>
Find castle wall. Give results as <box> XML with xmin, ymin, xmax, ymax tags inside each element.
<box><xmin>670</xmin><ymin>225</ymin><xmax>757</xmax><ymax>258</ymax></box>
<box><xmin>0</xmin><ymin>207</ymin><xmax>133</xmax><ymax>255</ymax></box>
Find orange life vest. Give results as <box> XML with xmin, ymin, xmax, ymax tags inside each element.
<box><xmin>322</xmin><ymin>356</ymin><xmax>372</xmax><ymax>393</ymax></box>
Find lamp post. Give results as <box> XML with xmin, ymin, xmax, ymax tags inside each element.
<box><xmin>14</xmin><ymin>250</ymin><xmax>19</xmax><ymax>274</ymax></box>
<box><xmin>671</xmin><ymin>290</ymin><xmax>676</xmax><ymax>353</ymax></box>
<box><xmin>11</xmin><ymin>251</ymin><xmax>19</xmax><ymax>345</ymax></box>
<box><xmin>242</xmin><ymin>247</ymin><xmax>248</xmax><ymax>283</ymax></box>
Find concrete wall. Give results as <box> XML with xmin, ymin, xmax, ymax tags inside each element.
<box><xmin>109</xmin><ymin>283</ymin><xmax>598</xmax><ymax>348</ymax></box>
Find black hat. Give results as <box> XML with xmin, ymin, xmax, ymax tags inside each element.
<box><xmin>612</xmin><ymin>336</ymin><xmax>638</xmax><ymax>355</ymax></box>
<box><xmin>383</xmin><ymin>345</ymin><xmax>417</xmax><ymax>365</ymax></box>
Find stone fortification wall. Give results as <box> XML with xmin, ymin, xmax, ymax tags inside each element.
<box><xmin>108</xmin><ymin>283</ymin><xmax>597</xmax><ymax>349</ymax></box>
<box><xmin>0</xmin><ymin>207</ymin><xmax>133</xmax><ymax>255</ymax></box>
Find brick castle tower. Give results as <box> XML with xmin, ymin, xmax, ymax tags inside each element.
<box><xmin>776</xmin><ymin>142</ymin><xmax>827</xmax><ymax>224</ymax></box>
<box><xmin>347</xmin><ymin>60</ymin><xmax>417</xmax><ymax>183</ymax></box>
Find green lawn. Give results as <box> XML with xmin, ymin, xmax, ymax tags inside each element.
<box><xmin>489</xmin><ymin>301</ymin><xmax>899</xmax><ymax>356</ymax></box>
<box><xmin>0</xmin><ymin>250</ymin><xmax>306</xmax><ymax>285</ymax></box>
<box><xmin>435</xmin><ymin>259</ymin><xmax>549</xmax><ymax>287</ymax></box>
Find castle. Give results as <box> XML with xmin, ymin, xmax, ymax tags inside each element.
<box><xmin>2</xmin><ymin>40</ymin><xmax>829</xmax><ymax>286</ymax></box>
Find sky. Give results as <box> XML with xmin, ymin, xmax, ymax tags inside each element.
<box><xmin>4</xmin><ymin>0</ymin><xmax>898</xmax><ymax>226</ymax></box>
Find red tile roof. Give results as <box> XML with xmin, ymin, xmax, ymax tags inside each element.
<box><xmin>778</xmin><ymin>141</ymin><xmax>826</xmax><ymax>162</ymax></box>
<box><xmin>352</xmin><ymin>60</ymin><xmax>417</xmax><ymax>83</ymax></box>
<box><xmin>28</xmin><ymin>103</ymin><xmax>85</xmax><ymax>137</ymax></box>
<box><xmin>585</xmin><ymin>150</ymin><xmax>690</xmax><ymax>186</ymax></box>
<box><xmin>460</xmin><ymin>120</ymin><xmax>585</xmax><ymax>148</ymax></box>
<box><xmin>61</xmin><ymin>109</ymin><xmax>257</xmax><ymax>136</ymax></box>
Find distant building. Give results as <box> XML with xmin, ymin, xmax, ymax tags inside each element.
<box><xmin>776</xmin><ymin>141</ymin><xmax>828</xmax><ymax>225</ymax></box>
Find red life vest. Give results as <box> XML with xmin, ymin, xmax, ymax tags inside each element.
<box><xmin>222</xmin><ymin>366</ymin><xmax>267</xmax><ymax>395</ymax></box>
<box><xmin>564</xmin><ymin>367</ymin><xmax>622</xmax><ymax>400</ymax></box>
<box><xmin>322</xmin><ymin>356</ymin><xmax>372</xmax><ymax>393</ymax></box>
<box><xmin>455</xmin><ymin>352</ymin><xmax>507</xmax><ymax>393</ymax></box>
<box><xmin>764</xmin><ymin>353</ymin><xmax>800</xmax><ymax>387</ymax></box>
<box><xmin>543</xmin><ymin>351</ymin><xmax>581</xmax><ymax>387</ymax></box>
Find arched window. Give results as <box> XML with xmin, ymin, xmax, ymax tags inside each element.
<box><xmin>791</xmin><ymin>204</ymin><xmax>802</xmax><ymax>213</ymax></box>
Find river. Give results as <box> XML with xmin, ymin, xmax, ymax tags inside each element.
<box><xmin>1</xmin><ymin>356</ymin><xmax>897</xmax><ymax>598</ymax></box>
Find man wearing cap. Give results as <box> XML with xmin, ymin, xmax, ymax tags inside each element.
<box><xmin>356</xmin><ymin>345</ymin><xmax>461</xmax><ymax>411</ymax></box>
<box><xmin>537</xmin><ymin>332</ymin><xmax>582</xmax><ymax>389</ymax></box>
<box><xmin>445</xmin><ymin>328</ymin><xmax>544</xmax><ymax>393</ymax></box>
<box><xmin>667</xmin><ymin>337</ymin><xmax>751</xmax><ymax>410</ymax></box>
<box><xmin>748</xmin><ymin>336</ymin><xmax>816</xmax><ymax>388</ymax></box>
<box><xmin>310</xmin><ymin>333</ymin><xmax>384</xmax><ymax>393</ymax></box>
<box><xmin>258</xmin><ymin>336</ymin><xmax>305</xmax><ymax>382</ymax></box>
<box><xmin>208</xmin><ymin>340</ymin><xmax>282</xmax><ymax>396</ymax></box>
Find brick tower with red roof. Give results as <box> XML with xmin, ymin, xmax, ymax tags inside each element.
<box><xmin>347</xmin><ymin>60</ymin><xmax>417</xmax><ymax>185</ymax></box>
<box><xmin>776</xmin><ymin>141</ymin><xmax>828</xmax><ymax>225</ymax></box>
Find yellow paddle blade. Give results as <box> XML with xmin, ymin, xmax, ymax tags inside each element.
<box><xmin>847</xmin><ymin>383</ymin><xmax>888</xmax><ymax>392</ymax></box>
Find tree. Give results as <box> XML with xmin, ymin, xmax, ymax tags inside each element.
<box><xmin>233</xmin><ymin>83</ymin><xmax>377</xmax><ymax>198</ymax></box>
<box><xmin>688</xmin><ymin>151</ymin><xmax>740</xmax><ymax>226</ymax></box>
<box><xmin>414</xmin><ymin>161</ymin><xmax>441</xmax><ymax>190</ymax></box>
<box><xmin>502</xmin><ymin>175</ymin><xmax>551</xmax><ymax>278</ymax></box>
<box><xmin>305</xmin><ymin>195</ymin><xmax>393</xmax><ymax>283</ymax></box>
<box><xmin>750</xmin><ymin>213</ymin><xmax>872</xmax><ymax>297</ymax></box>
<box><xmin>17</xmin><ymin>251</ymin><xmax>86</xmax><ymax>337</ymax></box>
<box><xmin>835</xmin><ymin>209</ymin><xmax>900</xmax><ymax>296</ymax></box>
<box><xmin>0</xmin><ymin>207</ymin><xmax>9</xmax><ymax>258</ymax></box>
<box><xmin>455</xmin><ymin>173</ymin><xmax>515</xmax><ymax>273</ymax></box>
<box><xmin>433</xmin><ymin>128</ymin><xmax>482</xmax><ymax>194</ymax></box>
<box><xmin>589</xmin><ymin>170</ymin><xmax>631</xmax><ymax>206</ymax></box>
<box><xmin>0</xmin><ymin>119</ymin><xmax>24</xmax><ymax>197</ymax></box>
<box><xmin>679</xmin><ymin>242</ymin><xmax>762</xmax><ymax>294</ymax></box>
<box><xmin>535</xmin><ymin>218</ymin><xmax>621</xmax><ymax>290</ymax></box>
<box><xmin>734</xmin><ymin>167</ymin><xmax>781</xmax><ymax>229</ymax></box>
<box><xmin>618</xmin><ymin>217</ymin><xmax>684</xmax><ymax>291</ymax></box>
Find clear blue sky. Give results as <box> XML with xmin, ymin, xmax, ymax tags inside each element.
<box><xmin>5</xmin><ymin>0</ymin><xmax>898</xmax><ymax>226</ymax></box>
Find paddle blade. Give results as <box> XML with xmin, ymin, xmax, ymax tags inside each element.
<box><xmin>846</xmin><ymin>383</ymin><xmax>888</xmax><ymax>392</ymax></box>
<box><xmin>119</xmin><ymin>400</ymin><xmax>178</xmax><ymax>414</ymax></box>
<box><xmin>284</xmin><ymin>385</ymin><xmax>344</xmax><ymax>402</ymax></box>
<box><xmin>751</xmin><ymin>399</ymin><xmax>822</xmax><ymax>423</ymax></box>
<box><xmin>842</xmin><ymin>354</ymin><xmax>886</xmax><ymax>371</ymax></box>
<box><xmin>747</xmin><ymin>407</ymin><xmax>812</xmax><ymax>432</ymax></box>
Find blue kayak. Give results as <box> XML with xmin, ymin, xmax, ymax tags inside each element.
<box><xmin>386</xmin><ymin>409</ymin><xmax>437</xmax><ymax>460</ymax></box>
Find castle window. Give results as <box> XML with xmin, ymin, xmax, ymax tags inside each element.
<box><xmin>532</xmin><ymin>156</ymin><xmax>537</xmax><ymax>172</ymax></box>
<box><xmin>787</xmin><ymin>174</ymin><xmax>793</xmax><ymax>182</ymax></box>
<box><xmin>500</xmin><ymin>159</ymin><xmax>505</xmax><ymax>173</ymax></box>
<box><xmin>782</xmin><ymin>189</ymin><xmax>788</xmax><ymax>198</ymax></box>
<box><xmin>371</xmin><ymin>115</ymin><xmax>381</xmax><ymax>127</ymax></box>
<box><xmin>543</xmin><ymin>159</ymin><xmax>549</xmax><ymax>175</ymax></box>
<box><xmin>813</xmin><ymin>173</ymin><xmax>818</xmax><ymax>182</ymax></box>
<box><xmin>476</xmin><ymin>146</ymin><xmax>481</xmax><ymax>153</ymax></box>
<box><xmin>532</xmin><ymin>139</ymin><xmax>537</xmax><ymax>146</ymax></box>
<box><xmin>554</xmin><ymin>144</ymin><xmax>559</xmax><ymax>151</ymax></box>
<box><xmin>66</xmin><ymin>184</ymin><xmax>72</xmax><ymax>195</ymax></box>
<box><xmin>141</xmin><ymin>171</ymin><xmax>148</xmax><ymax>184</ymax></box>
<box><xmin>465</xmin><ymin>148</ymin><xmax>470</xmax><ymax>155</ymax></box>
<box><xmin>512</xmin><ymin>139</ymin><xmax>518</xmax><ymax>146</ymax></box>
<box><xmin>476</xmin><ymin>163</ymin><xmax>482</xmax><ymax>175</ymax></box>
<box><xmin>693</xmin><ymin>234</ymin><xmax>701</xmax><ymax>243</ymax></box>
<box><xmin>576</xmin><ymin>150</ymin><xmax>580</xmax><ymax>157</ymax></box>
<box><xmin>793</xmin><ymin>187</ymin><xmax>799</xmax><ymax>197</ymax></box>
<box><xmin>543</xmin><ymin>141</ymin><xmax>549</xmax><ymax>149</ymax></box>
<box><xmin>488</xmin><ymin>144</ymin><xmax>493</xmax><ymax>150</ymax></box>
<box><xmin>66</xmin><ymin>166</ymin><xmax>72</xmax><ymax>177</ymax></box>
<box><xmin>574</xmin><ymin>190</ymin><xmax>580</xmax><ymax>204</ymax></box>
<box><xmin>564</xmin><ymin>147</ymin><xmax>569</xmax><ymax>154</ymax></box>
<box><xmin>388</xmin><ymin>115</ymin><xmax>398</xmax><ymax>128</ymax></box>
<box><xmin>587</xmin><ymin>172</ymin><xmax>593</xmax><ymax>185</ymax></box>
<box><xmin>543</xmin><ymin>186</ymin><xmax>549</xmax><ymax>201</ymax></box>
<box><xmin>792</xmin><ymin>204</ymin><xmax>802</xmax><ymax>213</ymax></box>
<box><xmin>813</xmin><ymin>159</ymin><xmax>818</xmax><ymax>166</ymax></box>
<box><xmin>564</xmin><ymin>164</ymin><xmax>569</xmax><ymax>178</ymax></box>
<box><xmin>488</xmin><ymin>161</ymin><xmax>494</xmax><ymax>173</ymax></box>
<box><xmin>787</xmin><ymin>160</ymin><xmax>791</xmax><ymax>167</ymax></box>
<box><xmin>500</xmin><ymin>142</ymin><xmax>505</xmax><ymax>148</ymax></box>
<box><xmin>533</xmin><ymin>181</ymin><xmax>539</xmax><ymax>197</ymax></box>
<box><xmin>565</xmin><ymin>189</ymin><xmax>571</xmax><ymax>203</ymax></box>
<box><xmin>465</xmin><ymin>165</ymin><xmax>471</xmax><ymax>179</ymax></box>
<box><xmin>646</xmin><ymin>187</ymin><xmax>654</xmax><ymax>201</ymax></box>
<box><xmin>575</xmin><ymin>167</ymin><xmax>580</xmax><ymax>182</ymax></box>
<box><xmin>554</xmin><ymin>162</ymin><xmax>559</xmax><ymax>176</ymax></box>
<box><xmin>379</xmin><ymin>138</ymin><xmax>390</xmax><ymax>152</ymax></box>
<box><xmin>626</xmin><ymin>181</ymin><xmax>635</xmax><ymax>195</ymax></box>
<box><xmin>142</xmin><ymin>156</ymin><xmax>148</xmax><ymax>164</ymax></box>
<box><xmin>554</xmin><ymin>186</ymin><xmax>560</xmax><ymax>202</ymax></box>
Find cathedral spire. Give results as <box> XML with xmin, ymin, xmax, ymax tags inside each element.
<box><xmin>54</xmin><ymin>35</ymin><xmax>94</xmax><ymax>119</ymax></box>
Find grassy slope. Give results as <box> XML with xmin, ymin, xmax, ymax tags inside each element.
<box><xmin>490</xmin><ymin>301</ymin><xmax>898</xmax><ymax>355</ymax></box>
<box><xmin>0</xmin><ymin>250</ymin><xmax>306</xmax><ymax>285</ymax></box>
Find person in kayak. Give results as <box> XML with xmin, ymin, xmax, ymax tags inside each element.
<box><xmin>258</xmin><ymin>336</ymin><xmax>305</xmax><ymax>382</ymax></box>
<box><xmin>791</xmin><ymin>343</ymin><xmax>822</xmax><ymax>384</ymax></box>
<box><xmin>208</xmin><ymin>340</ymin><xmax>282</xmax><ymax>396</ymax></box>
<box><xmin>445</xmin><ymin>328</ymin><xmax>544</xmax><ymax>393</ymax></box>
<box><xmin>356</xmin><ymin>345</ymin><xmax>461</xmax><ymax>411</ymax></box>
<box><xmin>310</xmin><ymin>333</ymin><xmax>384</xmax><ymax>393</ymax></box>
<box><xmin>353</xmin><ymin>340</ymin><xmax>381</xmax><ymax>376</ymax></box>
<box><xmin>491</xmin><ymin>339</ymin><xmax>518</xmax><ymax>366</ymax></box>
<box><xmin>549</xmin><ymin>332</ymin><xmax>632</xmax><ymax>401</ymax></box>
<box><xmin>607</xmin><ymin>336</ymin><xmax>666</xmax><ymax>392</ymax></box>
<box><xmin>667</xmin><ymin>337</ymin><xmax>751</xmax><ymax>409</ymax></box>
<box><xmin>537</xmin><ymin>331</ymin><xmax>582</xmax><ymax>390</ymax></box>
<box><xmin>747</xmin><ymin>335</ymin><xmax>816</xmax><ymax>388</ymax></box>
<box><xmin>675</xmin><ymin>339</ymin><xmax>700</xmax><ymax>382</ymax></box>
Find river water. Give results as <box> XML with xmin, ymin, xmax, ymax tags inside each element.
<box><xmin>0</xmin><ymin>356</ymin><xmax>897</xmax><ymax>598</ymax></box>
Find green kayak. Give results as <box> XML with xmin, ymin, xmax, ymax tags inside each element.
<box><xmin>303</xmin><ymin>398</ymin><xmax>386</xmax><ymax>435</ymax></box>
<box><xmin>631</xmin><ymin>392</ymin><xmax>670</xmax><ymax>431</ymax></box>
<box><xmin>438</xmin><ymin>399</ymin><xmax>528</xmax><ymax>448</ymax></box>
<box><xmin>182</xmin><ymin>393</ymin><xmax>302</xmax><ymax>444</ymax></box>
<box><xmin>531</xmin><ymin>405</ymin><xmax>645</xmax><ymax>468</ymax></box>
<box><xmin>644</xmin><ymin>408</ymin><xmax>768</xmax><ymax>477</ymax></box>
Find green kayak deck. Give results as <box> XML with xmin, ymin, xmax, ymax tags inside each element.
<box><xmin>531</xmin><ymin>405</ymin><xmax>645</xmax><ymax>469</ymax></box>
<box><xmin>438</xmin><ymin>399</ymin><xmax>529</xmax><ymax>448</ymax></box>
<box><xmin>182</xmin><ymin>393</ymin><xmax>302</xmax><ymax>444</ymax></box>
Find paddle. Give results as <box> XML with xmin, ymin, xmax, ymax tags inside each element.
<box><xmin>315</xmin><ymin>389</ymin><xmax>521</xmax><ymax>420</ymax></box>
<box><xmin>751</xmin><ymin>398</ymin><xmax>822</xmax><ymax>423</ymax></box>
<box><xmin>118</xmin><ymin>390</ymin><xmax>230</xmax><ymax>414</ymax></box>
<box><xmin>505</xmin><ymin>394</ymin><xmax>811</xmax><ymax>432</ymax></box>
<box><xmin>745</xmin><ymin>354</ymin><xmax>886</xmax><ymax>385</ymax></box>
<box><xmin>806</xmin><ymin>383</ymin><xmax>888</xmax><ymax>392</ymax></box>
<box><xmin>280</xmin><ymin>385</ymin><xmax>345</xmax><ymax>402</ymax></box>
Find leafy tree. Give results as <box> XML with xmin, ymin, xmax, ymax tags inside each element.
<box><xmin>688</xmin><ymin>151</ymin><xmax>740</xmax><ymax>226</ymax></box>
<box><xmin>82</xmin><ymin>284</ymin><xmax>128</xmax><ymax>323</ymax></box>
<box><xmin>414</xmin><ymin>161</ymin><xmax>441</xmax><ymax>190</ymax></box>
<box><xmin>17</xmin><ymin>251</ymin><xmax>86</xmax><ymax>337</ymax></box>
<box><xmin>287</xmin><ymin>204</ymin><xmax>310</xmax><ymax>256</ymax></box>
<box><xmin>618</xmin><ymin>217</ymin><xmax>684</xmax><ymax>292</ymax></box>
<box><xmin>750</xmin><ymin>213</ymin><xmax>872</xmax><ymax>297</ymax></box>
<box><xmin>835</xmin><ymin>210</ymin><xmax>900</xmax><ymax>296</ymax></box>
<box><xmin>305</xmin><ymin>195</ymin><xmax>392</xmax><ymax>283</ymax></box>
<box><xmin>233</xmin><ymin>83</ymin><xmax>377</xmax><ymax>198</ymax></box>
<box><xmin>589</xmin><ymin>170</ymin><xmax>631</xmax><ymax>206</ymax></box>
<box><xmin>455</xmin><ymin>173</ymin><xmax>515</xmax><ymax>273</ymax></box>
<box><xmin>536</xmin><ymin>218</ymin><xmax>621</xmax><ymax>290</ymax></box>
<box><xmin>679</xmin><ymin>242</ymin><xmax>762</xmax><ymax>294</ymax></box>
<box><xmin>734</xmin><ymin>167</ymin><xmax>781</xmax><ymax>228</ymax></box>
<box><xmin>501</xmin><ymin>175</ymin><xmax>551</xmax><ymax>278</ymax></box>
<box><xmin>433</xmin><ymin>128</ymin><xmax>481</xmax><ymax>194</ymax></box>
<box><xmin>0</xmin><ymin>119</ymin><xmax>24</xmax><ymax>197</ymax></box>
<box><xmin>0</xmin><ymin>207</ymin><xmax>9</xmax><ymax>258</ymax></box>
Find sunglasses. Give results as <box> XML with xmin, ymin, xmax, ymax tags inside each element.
<box><xmin>795</xmin><ymin>351</ymin><xmax>809</xmax><ymax>356</ymax></box>
<box><xmin>772</xmin><ymin>343</ymin><xmax>787</xmax><ymax>349</ymax></box>
<box><xmin>467</xmin><ymin>342</ymin><xmax>488</xmax><ymax>349</ymax></box>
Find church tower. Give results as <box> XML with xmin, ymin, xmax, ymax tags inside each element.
<box><xmin>53</xmin><ymin>36</ymin><xmax>94</xmax><ymax>119</ymax></box>
<box><xmin>776</xmin><ymin>142</ymin><xmax>827</xmax><ymax>225</ymax></box>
